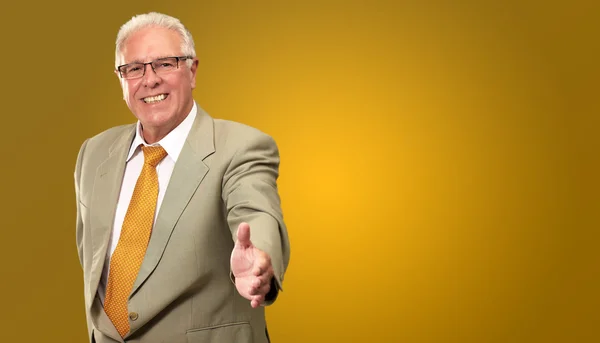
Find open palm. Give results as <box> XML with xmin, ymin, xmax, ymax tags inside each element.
<box><xmin>231</xmin><ymin>222</ymin><xmax>274</xmax><ymax>308</ymax></box>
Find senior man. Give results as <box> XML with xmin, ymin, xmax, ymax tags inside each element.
<box><xmin>74</xmin><ymin>12</ymin><xmax>290</xmax><ymax>343</ymax></box>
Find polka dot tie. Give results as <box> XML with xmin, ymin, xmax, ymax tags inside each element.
<box><xmin>104</xmin><ymin>145</ymin><xmax>168</xmax><ymax>337</ymax></box>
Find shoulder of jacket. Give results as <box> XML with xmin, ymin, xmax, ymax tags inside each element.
<box><xmin>212</xmin><ymin>118</ymin><xmax>272</xmax><ymax>140</ymax></box>
<box><xmin>79</xmin><ymin>123</ymin><xmax>135</xmax><ymax>159</ymax></box>
<box><xmin>87</xmin><ymin>123</ymin><xmax>135</xmax><ymax>144</ymax></box>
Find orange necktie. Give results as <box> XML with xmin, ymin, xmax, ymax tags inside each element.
<box><xmin>104</xmin><ymin>145</ymin><xmax>167</xmax><ymax>337</ymax></box>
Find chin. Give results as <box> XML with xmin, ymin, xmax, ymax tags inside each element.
<box><xmin>135</xmin><ymin>109</ymin><xmax>169</xmax><ymax>124</ymax></box>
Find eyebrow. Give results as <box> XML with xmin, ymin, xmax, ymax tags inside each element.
<box><xmin>125</xmin><ymin>55</ymin><xmax>177</xmax><ymax>64</ymax></box>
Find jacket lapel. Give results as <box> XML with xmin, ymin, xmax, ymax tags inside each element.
<box><xmin>131</xmin><ymin>108</ymin><xmax>215</xmax><ymax>295</ymax></box>
<box><xmin>88</xmin><ymin>126</ymin><xmax>135</xmax><ymax>304</ymax></box>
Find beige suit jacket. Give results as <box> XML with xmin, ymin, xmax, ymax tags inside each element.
<box><xmin>74</xmin><ymin>107</ymin><xmax>290</xmax><ymax>343</ymax></box>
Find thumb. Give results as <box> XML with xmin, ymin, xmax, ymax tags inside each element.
<box><xmin>236</xmin><ymin>222</ymin><xmax>252</xmax><ymax>248</ymax></box>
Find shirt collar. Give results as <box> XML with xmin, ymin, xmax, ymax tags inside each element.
<box><xmin>126</xmin><ymin>101</ymin><xmax>197</xmax><ymax>162</ymax></box>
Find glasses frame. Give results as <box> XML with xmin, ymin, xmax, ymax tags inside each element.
<box><xmin>116</xmin><ymin>56</ymin><xmax>193</xmax><ymax>79</ymax></box>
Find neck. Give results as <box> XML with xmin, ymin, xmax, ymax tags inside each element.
<box><xmin>140</xmin><ymin>127</ymin><xmax>165</xmax><ymax>144</ymax></box>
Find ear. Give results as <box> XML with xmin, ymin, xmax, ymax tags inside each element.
<box><xmin>190</xmin><ymin>58</ymin><xmax>199</xmax><ymax>89</ymax></box>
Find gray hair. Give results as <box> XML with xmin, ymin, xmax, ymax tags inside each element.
<box><xmin>115</xmin><ymin>12</ymin><xmax>196</xmax><ymax>68</ymax></box>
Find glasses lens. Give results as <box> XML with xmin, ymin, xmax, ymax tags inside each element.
<box><xmin>152</xmin><ymin>57</ymin><xmax>179</xmax><ymax>74</ymax></box>
<box><xmin>120</xmin><ymin>63</ymin><xmax>144</xmax><ymax>79</ymax></box>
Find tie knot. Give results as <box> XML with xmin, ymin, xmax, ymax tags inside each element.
<box><xmin>141</xmin><ymin>145</ymin><xmax>167</xmax><ymax>167</ymax></box>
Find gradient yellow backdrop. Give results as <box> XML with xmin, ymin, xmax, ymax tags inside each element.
<box><xmin>0</xmin><ymin>1</ymin><xmax>598</xmax><ymax>342</ymax></box>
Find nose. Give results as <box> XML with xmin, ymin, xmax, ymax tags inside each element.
<box><xmin>142</xmin><ymin>63</ymin><xmax>162</xmax><ymax>88</ymax></box>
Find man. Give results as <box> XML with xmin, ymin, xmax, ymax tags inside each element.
<box><xmin>74</xmin><ymin>12</ymin><xmax>290</xmax><ymax>343</ymax></box>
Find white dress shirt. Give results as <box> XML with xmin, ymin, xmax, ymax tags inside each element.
<box><xmin>98</xmin><ymin>102</ymin><xmax>197</xmax><ymax>304</ymax></box>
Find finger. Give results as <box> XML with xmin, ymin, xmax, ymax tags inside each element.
<box><xmin>248</xmin><ymin>279</ymin><xmax>260</xmax><ymax>295</ymax></box>
<box><xmin>252</xmin><ymin>253</ymin><xmax>272</xmax><ymax>276</ymax></box>
<box><xmin>248</xmin><ymin>276</ymin><xmax>260</xmax><ymax>295</ymax></box>
<box><xmin>248</xmin><ymin>276</ymin><xmax>271</xmax><ymax>295</ymax></box>
<box><xmin>236</xmin><ymin>222</ymin><xmax>251</xmax><ymax>248</ymax></box>
<box><xmin>248</xmin><ymin>280</ymin><xmax>261</xmax><ymax>296</ymax></box>
<box><xmin>252</xmin><ymin>273</ymin><xmax>271</xmax><ymax>288</ymax></box>
<box><xmin>251</xmin><ymin>294</ymin><xmax>265</xmax><ymax>308</ymax></box>
<box><xmin>249</xmin><ymin>279</ymin><xmax>271</xmax><ymax>296</ymax></box>
<box><xmin>259</xmin><ymin>282</ymin><xmax>271</xmax><ymax>296</ymax></box>
<box><xmin>253</xmin><ymin>264</ymin><xmax>274</xmax><ymax>280</ymax></box>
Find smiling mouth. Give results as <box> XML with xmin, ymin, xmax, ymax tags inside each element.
<box><xmin>143</xmin><ymin>94</ymin><xmax>168</xmax><ymax>103</ymax></box>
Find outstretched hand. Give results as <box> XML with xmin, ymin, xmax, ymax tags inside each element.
<box><xmin>231</xmin><ymin>222</ymin><xmax>274</xmax><ymax>308</ymax></box>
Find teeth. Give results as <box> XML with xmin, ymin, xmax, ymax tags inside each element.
<box><xmin>143</xmin><ymin>94</ymin><xmax>167</xmax><ymax>103</ymax></box>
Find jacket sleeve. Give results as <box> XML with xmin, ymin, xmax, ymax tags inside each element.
<box><xmin>75</xmin><ymin>138</ymin><xmax>89</xmax><ymax>268</ymax></box>
<box><xmin>74</xmin><ymin>138</ymin><xmax>95</xmax><ymax>342</ymax></box>
<box><xmin>222</xmin><ymin>130</ymin><xmax>290</xmax><ymax>304</ymax></box>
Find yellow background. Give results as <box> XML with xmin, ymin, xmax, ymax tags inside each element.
<box><xmin>0</xmin><ymin>1</ymin><xmax>598</xmax><ymax>342</ymax></box>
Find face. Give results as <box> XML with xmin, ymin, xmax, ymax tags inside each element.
<box><xmin>118</xmin><ymin>26</ymin><xmax>198</xmax><ymax>142</ymax></box>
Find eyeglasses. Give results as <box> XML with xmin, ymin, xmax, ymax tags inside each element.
<box><xmin>116</xmin><ymin>56</ymin><xmax>193</xmax><ymax>79</ymax></box>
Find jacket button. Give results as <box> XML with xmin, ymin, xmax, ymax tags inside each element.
<box><xmin>129</xmin><ymin>312</ymin><xmax>139</xmax><ymax>321</ymax></box>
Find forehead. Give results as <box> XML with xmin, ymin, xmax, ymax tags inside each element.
<box><xmin>121</xmin><ymin>26</ymin><xmax>182</xmax><ymax>63</ymax></box>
